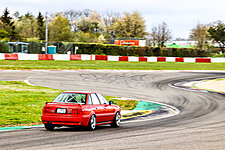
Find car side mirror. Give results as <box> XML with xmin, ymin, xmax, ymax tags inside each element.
<box><xmin>109</xmin><ymin>101</ymin><xmax>114</xmax><ymax>105</ymax></box>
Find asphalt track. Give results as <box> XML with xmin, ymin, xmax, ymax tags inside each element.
<box><xmin>0</xmin><ymin>70</ymin><xmax>225</xmax><ymax>150</ymax></box>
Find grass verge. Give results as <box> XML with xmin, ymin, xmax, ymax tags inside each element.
<box><xmin>192</xmin><ymin>78</ymin><xmax>225</xmax><ymax>93</ymax></box>
<box><xmin>0</xmin><ymin>60</ymin><xmax>225</xmax><ymax>70</ymax></box>
<box><xmin>0</xmin><ymin>81</ymin><xmax>138</xmax><ymax>127</ymax></box>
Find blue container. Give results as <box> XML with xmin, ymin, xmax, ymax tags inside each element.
<box><xmin>48</xmin><ymin>46</ymin><xmax>56</xmax><ymax>54</ymax></box>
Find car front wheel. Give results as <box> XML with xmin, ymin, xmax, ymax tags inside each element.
<box><xmin>111</xmin><ymin>112</ymin><xmax>120</xmax><ymax>128</ymax></box>
<box><xmin>88</xmin><ymin>115</ymin><xmax>96</xmax><ymax>130</ymax></box>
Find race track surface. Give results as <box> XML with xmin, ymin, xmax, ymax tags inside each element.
<box><xmin>0</xmin><ymin>70</ymin><xmax>225</xmax><ymax>150</ymax></box>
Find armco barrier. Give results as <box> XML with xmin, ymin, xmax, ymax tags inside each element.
<box><xmin>70</xmin><ymin>54</ymin><xmax>81</xmax><ymax>60</ymax></box>
<box><xmin>1</xmin><ymin>53</ymin><xmax>225</xmax><ymax>63</ymax></box>
<box><xmin>18</xmin><ymin>54</ymin><xmax>38</xmax><ymax>60</ymax></box>
<box><xmin>0</xmin><ymin>53</ymin><xmax>5</xmax><ymax>60</ymax></box>
<box><xmin>128</xmin><ymin>57</ymin><xmax>139</xmax><ymax>62</ymax></box>
<box><xmin>195</xmin><ymin>58</ymin><xmax>211</xmax><ymax>63</ymax></box>
<box><xmin>95</xmin><ymin>55</ymin><xmax>108</xmax><ymax>61</ymax></box>
<box><xmin>183</xmin><ymin>58</ymin><xmax>196</xmax><ymax>63</ymax></box>
<box><xmin>175</xmin><ymin>57</ymin><xmax>184</xmax><ymax>62</ymax></box>
<box><xmin>166</xmin><ymin>57</ymin><xmax>175</xmax><ymax>62</ymax></box>
<box><xmin>108</xmin><ymin>56</ymin><xmax>119</xmax><ymax>61</ymax></box>
<box><xmin>147</xmin><ymin>57</ymin><xmax>157</xmax><ymax>62</ymax></box>
<box><xmin>139</xmin><ymin>57</ymin><xmax>147</xmax><ymax>62</ymax></box>
<box><xmin>157</xmin><ymin>57</ymin><xmax>166</xmax><ymax>62</ymax></box>
<box><xmin>53</xmin><ymin>54</ymin><xmax>70</xmax><ymax>61</ymax></box>
<box><xmin>119</xmin><ymin>56</ymin><xmax>128</xmax><ymax>61</ymax></box>
<box><xmin>211</xmin><ymin>58</ymin><xmax>225</xmax><ymax>63</ymax></box>
<box><xmin>5</xmin><ymin>54</ymin><xmax>18</xmax><ymax>60</ymax></box>
<box><xmin>38</xmin><ymin>54</ymin><xmax>53</xmax><ymax>60</ymax></box>
<box><xmin>81</xmin><ymin>54</ymin><xmax>92</xmax><ymax>60</ymax></box>
<box><xmin>204</xmin><ymin>58</ymin><xmax>211</xmax><ymax>63</ymax></box>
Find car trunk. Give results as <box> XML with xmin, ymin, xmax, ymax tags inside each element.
<box><xmin>43</xmin><ymin>102</ymin><xmax>82</xmax><ymax>115</ymax></box>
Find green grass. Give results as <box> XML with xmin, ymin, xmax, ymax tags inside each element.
<box><xmin>104</xmin><ymin>96</ymin><xmax>138</xmax><ymax>110</ymax></box>
<box><xmin>0</xmin><ymin>81</ymin><xmax>138</xmax><ymax>127</ymax></box>
<box><xmin>212</xmin><ymin>53</ymin><xmax>225</xmax><ymax>57</ymax></box>
<box><xmin>0</xmin><ymin>60</ymin><xmax>225</xmax><ymax>70</ymax></box>
<box><xmin>0</xmin><ymin>81</ymin><xmax>63</xmax><ymax>126</ymax></box>
<box><xmin>214</xmin><ymin>78</ymin><xmax>225</xmax><ymax>81</ymax></box>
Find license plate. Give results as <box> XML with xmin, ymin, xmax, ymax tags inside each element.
<box><xmin>56</xmin><ymin>108</ymin><xmax>67</xmax><ymax>114</ymax></box>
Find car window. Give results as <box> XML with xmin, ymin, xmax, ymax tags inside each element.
<box><xmin>53</xmin><ymin>93</ymin><xmax>87</xmax><ymax>104</ymax></box>
<box><xmin>96</xmin><ymin>94</ymin><xmax>109</xmax><ymax>104</ymax></box>
<box><xmin>90</xmin><ymin>94</ymin><xmax>100</xmax><ymax>104</ymax></box>
<box><xmin>88</xmin><ymin>94</ymin><xmax>93</xmax><ymax>105</ymax></box>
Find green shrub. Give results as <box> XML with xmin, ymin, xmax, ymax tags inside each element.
<box><xmin>0</xmin><ymin>41</ymin><xmax>9</xmax><ymax>53</ymax></box>
<box><xmin>17</xmin><ymin>41</ymin><xmax>212</xmax><ymax>57</ymax></box>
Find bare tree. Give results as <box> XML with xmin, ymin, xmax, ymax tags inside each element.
<box><xmin>102</xmin><ymin>11</ymin><xmax>120</xmax><ymax>40</ymax></box>
<box><xmin>149</xmin><ymin>26</ymin><xmax>157</xmax><ymax>47</ymax></box>
<box><xmin>189</xmin><ymin>23</ymin><xmax>210</xmax><ymax>49</ymax></box>
<box><xmin>150</xmin><ymin>22</ymin><xmax>172</xmax><ymax>47</ymax></box>
<box><xmin>62</xmin><ymin>10</ymin><xmax>82</xmax><ymax>32</ymax></box>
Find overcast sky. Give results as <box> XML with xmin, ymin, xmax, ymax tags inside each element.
<box><xmin>1</xmin><ymin>0</ymin><xmax>225</xmax><ymax>39</ymax></box>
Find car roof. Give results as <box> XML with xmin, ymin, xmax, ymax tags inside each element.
<box><xmin>62</xmin><ymin>91</ymin><xmax>96</xmax><ymax>94</ymax></box>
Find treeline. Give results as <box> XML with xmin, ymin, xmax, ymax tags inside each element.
<box><xmin>0</xmin><ymin>8</ymin><xmax>149</xmax><ymax>43</ymax></box>
<box><xmin>0</xmin><ymin>8</ymin><xmax>225</xmax><ymax>52</ymax></box>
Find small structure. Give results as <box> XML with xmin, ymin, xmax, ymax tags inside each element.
<box><xmin>114</xmin><ymin>40</ymin><xmax>146</xmax><ymax>46</ymax></box>
<box><xmin>8</xmin><ymin>42</ymin><xmax>29</xmax><ymax>53</ymax></box>
<box><xmin>164</xmin><ymin>41</ymin><xmax>198</xmax><ymax>48</ymax></box>
<box><xmin>47</xmin><ymin>46</ymin><xmax>56</xmax><ymax>54</ymax></box>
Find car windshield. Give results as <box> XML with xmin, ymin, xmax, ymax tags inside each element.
<box><xmin>53</xmin><ymin>93</ymin><xmax>87</xmax><ymax>104</ymax></box>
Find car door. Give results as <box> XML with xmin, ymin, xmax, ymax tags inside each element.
<box><xmin>96</xmin><ymin>93</ymin><xmax>115</xmax><ymax>121</ymax></box>
<box><xmin>90</xmin><ymin>93</ymin><xmax>105</xmax><ymax>123</ymax></box>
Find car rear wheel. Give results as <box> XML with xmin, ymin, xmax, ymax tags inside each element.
<box><xmin>111</xmin><ymin>112</ymin><xmax>120</xmax><ymax>128</ymax></box>
<box><xmin>88</xmin><ymin>115</ymin><xmax>96</xmax><ymax>130</ymax></box>
<box><xmin>44</xmin><ymin>124</ymin><xmax>55</xmax><ymax>131</ymax></box>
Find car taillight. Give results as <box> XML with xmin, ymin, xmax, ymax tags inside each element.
<box><xmin>44</xmin><ymin>107</ymin><xmax>55</xmax><ymax>113</ymax></box>
<box><xmin>67</xmin><ymin>109</ymin><xmax>78</xmax><ymax>114</ymax></box>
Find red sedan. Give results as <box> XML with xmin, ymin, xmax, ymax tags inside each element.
<box><xmin>41</xmin><ymin>91</ymin><xmax>121</xmax><ymax>131</ymax></box>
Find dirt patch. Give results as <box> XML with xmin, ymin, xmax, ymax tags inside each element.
<box><xmin>193</xmin><ymin>78</ymin><xmax>225</xmax><ymax>93</ymax></box>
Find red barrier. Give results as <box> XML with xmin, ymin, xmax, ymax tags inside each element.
<box><xmin>195</xmin><ymin>58</ymin><xmax>211</xmax><ymax>63</ymax></box>
<box><xmin>119</xmin><ymin>56</ymin><xmax>128</xmax><ymax>61</ymax></box>
<box><xmin>5</xmin><ymin>54</ymin><xmax>18</xmax><ymax>60</ymax></box>
<box><xmin>175</xmin><ymin>57</ymin><xmax>184</xmax><ymax>62</ymax></box>
<box><xmin>95</xmin><ymin>55</ymin><xmax>108</xmax><ymax>61</ymax></box>
<box><xmin>139</xmin><ymin>57</ymin><xmax>147</xmax><ymax>62</ymax></box>
<box><xmin>38</xmin><ymin>54</ymin><xmax>53</xmax><ymax>60</ymax></box>
<box><xmin>70</xmin><ymin>54</ymin><xmax>81</xmax><ymax>60</ymax></box>
<box><xmin>157</xmin><ymin>57</ymin><xmax>166</xmax><ymax>62</ymax></box>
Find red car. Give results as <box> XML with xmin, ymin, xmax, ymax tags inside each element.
<box><xmin>41</xmin><ymin>91</ymin><xmax>121</xmax><ymax>131</ymax></box>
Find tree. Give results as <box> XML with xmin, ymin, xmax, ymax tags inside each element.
<box><xmin>16</xmin><ymin>12</ymin><xmax>37</xmax><ymax>41</ymax></box>
<box><xmin>77</xmin><ymin>11</ymin><xmax>103</xmax><ymax>34</ymax></box>
<box><xmin>102</xmin><ymin>12</ymin><xmax>120</xmax><ymax>40</ymax></box>
<box><xmin>189</xmin><ymin>23</ymin><xmax>210</xmax><ymax>49</ymax></box>
<box><xmin>76</xmin><ymin>11</ymin><xmax>103</xmax><ymax>42</ymax></box>
<box><xmin>13</xmin><ymin>11</ymin><xmax>20</xmax><ymax>19</ymax></box>
<box><xmin>36</xmin><ymin>12</ymin><xmax>45</xmax><ymax>40</ymax></box>
<box><xmin>0</xmin><ymin>29</ymin><xmax>9</xmax><ymax>39</ymax></box>
<box><xmin>63</xmin><ymin>10</ymin><xmax>82</xmax><ymax>32</ymax></box>
<box><xmin>113</xmin><ymin>11</ymin><xmax>147</xmax><ymax>38</ymax></box>
<box><xmin>0</xmin><ymin>8</ymin><xmax>17</xmax><ymax>41</ymax></box>
<box><xmin>49</xmin><ymin>14</ymin><xmax>73</xmax><ymax>42</ymax></box>
<box><xmin>1</xmin><ymin>8</ymin><xmax>11</xmax><ymax>26</ymax></box>
<box><xmin>208</xmin><ymin>21</ymin><xmax>225</xmax><ymax>53</ymax></box>
<box><xmin>149</xmin><ymin>22</ymin><xmax>172</xmax><ymax>47</ymax></box>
